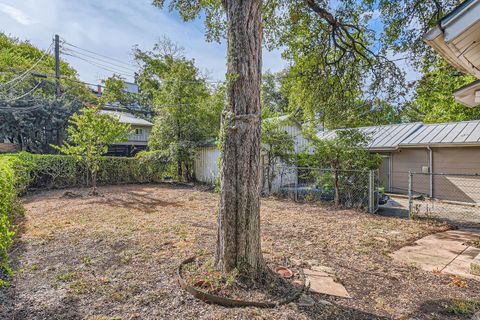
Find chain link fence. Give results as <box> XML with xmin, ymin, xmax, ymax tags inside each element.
<box><xmin>260</xmin><ymin>165</ymin><xmax>379</xmax><ymax>213</ymax></box>
<box><xmin>408</xmin><ymin>172</ymin><xmax>480</xmax><ymax>227</ymax></box>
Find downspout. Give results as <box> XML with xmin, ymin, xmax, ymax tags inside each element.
<box><xmin>389</xmin><ymin>153</ymin><xmax>393</xmax><ymax>192</ymax></box>
<box><xmin>427</xmin><ymin>146</ymin><xmax>433</xmax><ymax>198</ymax></box>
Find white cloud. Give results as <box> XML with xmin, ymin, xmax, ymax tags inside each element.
<box><xmin>0</xmin><ymin>3</ymin><xmax>35</xmax><ymax>26</ymax></box>
<box><xmin>0</xmin><ymin>0</ymin><xmax>287</xmax><ymax>84</ymax></box>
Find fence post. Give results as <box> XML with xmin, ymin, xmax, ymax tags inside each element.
<box><xmin>294</xmin><ymin>166</ymin><xmax>298</xmax><ymax>202</ymax></box>
<box><xmin>368</xmin><ymin>170</ymin><xmax>374</xmax><ymax>213</ymax></box>
<box><xmin>408</xmin><ymin>171</ymin><xmax>413</xmax><ymax>219</ymax></box>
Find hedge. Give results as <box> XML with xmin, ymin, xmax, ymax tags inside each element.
<box><xmin>0</xmin><ymin>152</ymin><xmax>170</xmax><ymax>283</ymax></box>
<box><xmin>0</xmin><ymin>157</ymin><xmax>17</xmax><ymax>284</ymax></box>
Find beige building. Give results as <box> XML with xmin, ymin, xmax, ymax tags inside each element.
<box><xmin>0</xmin><ymin>142</ymin><xmax>20</xmax><ymax>153</ymax></box>
<box><xmin>318</xmin><ymin>120</ymin><xmax>480</xmax><ymax>203</ymax></box>
<box><xmin>197</xmin><ymin>117</ymin><xmax>480</xmax><ymax>203</ymax></box>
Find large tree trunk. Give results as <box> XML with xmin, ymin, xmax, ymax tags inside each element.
<box><xmin>215</xmin><ymin>0</ymin><xmax>264</xmax><ymax>278</ymax></box>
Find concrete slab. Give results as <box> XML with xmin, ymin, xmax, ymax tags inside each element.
<box><xmin>444</xmin><ymin>247</ymin><xmax>480</xmax><ymax>280</ymax></box>
<box><xmin>472</xmin><ymin>253</ymin><xmax>480</xmax><ymax>276</ymax></box>
<box><xmin>304</xmin><ymin>268</ymin><xmax>351</xmax><ymax>298</ymax></box>
<box><xmin>391</xmin><ymin>230</ymin><xmax>480</xmax><ymax>280</ymax></box>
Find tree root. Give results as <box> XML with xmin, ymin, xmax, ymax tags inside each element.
<box><xmin>177</xmin><ymin>256</ymin><xmax>306</xmax><ymax>308</ymax></box>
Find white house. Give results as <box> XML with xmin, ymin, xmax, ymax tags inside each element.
<box><xmin>95</xmin><ymin>81</ymin><xmax>154</xmax><ymax>156</ymax></box>
<box><xmin>99</xmin><ymin>109</ymin><xmax>153</xmax><ymax>156</ymax></box>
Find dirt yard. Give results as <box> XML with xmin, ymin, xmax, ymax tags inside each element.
<box><xmin>1</xmin><ymin>184</ymin><xmax>479</xmax><ymax>319</ymax></box>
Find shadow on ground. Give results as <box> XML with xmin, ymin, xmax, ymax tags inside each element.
<box><xmin>90</xmin><ymin>190</ymin><xmax>182</xmax><ymax>214</ymax></box>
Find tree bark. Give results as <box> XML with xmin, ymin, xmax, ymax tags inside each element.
<box><xmin>215</xmin><ymin>0</ymin><xmax>264</xmax><ymax>279</ymax></box>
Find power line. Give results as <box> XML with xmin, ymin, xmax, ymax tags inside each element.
<box><xmin>61</xmin><ymin>52</ymin><xmax>136</xmax><ymax>78</ymax></box>
<box><xmin>60</xmin><ymin>36</ymin><xmax>224</xmax><ymax>84</ymax></box>
<box><xmin>4</xmin><ymin>81</ymin><xmax>43</xmax><ymax>102</ymax></box>
<box><xmin>0</xmin><ymin>41</ymin><xmax>53</xmax><ymax>89</ymax></box>
<box><xmin>61</xmin><ymin>47</ymin><xmax>138</xmax><ymax>73</ymax></box>
<box><xmin>61</xmin><ymin>39</ymin><xmax>137</xmax><ymax>68</ymax></box>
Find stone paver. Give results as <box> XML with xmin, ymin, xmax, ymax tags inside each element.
<box><xmin>391</xmin><ymin>229</ymin><xmax>480</xmax><ymax>280</ymax></box>
<box><xmin>303</xmin><ymin>267</ymin><xmax>351</xmax><ymax>298</ymax></box>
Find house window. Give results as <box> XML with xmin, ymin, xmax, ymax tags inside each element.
<box><xmin>135</xmin><ymin>128</ymin><xmax>143</xmax><ymax>135</ymax></box>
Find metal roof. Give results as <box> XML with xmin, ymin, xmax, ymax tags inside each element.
<box><xmin>399</xmin><ymin>120</ymin><xmax>480</xmax><ymax>147</ymax></box>
<box><xmin>99</xmin><ymin>110</ymin><xmax>153</xmax><ymax>127</ymax></box>
<box><xmin>317</xmin><ymin>120</ymin><xmax>480</xmax><ymax>149</ymax></box>
<box><xmin>317</xmin><ymin>122</ymin><xmax>423</xmax><ymax>151</ymax></box>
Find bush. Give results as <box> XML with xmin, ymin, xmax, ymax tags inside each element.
<box><xmin>0</xmin><ymin>156</ymin><xmax>26</xmax><ymax>285</ymax></box>
<box><xmin>10</xmin><ymin>152</ymin><xmax>170</xmax><ymax>190</ymax></box>
<box><xmin>0</xmin><ymin>152</ymin><xmax>170</xmax><ymax>280</ymax></box>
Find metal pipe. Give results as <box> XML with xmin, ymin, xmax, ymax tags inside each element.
<box><xmin>427</xmin><ymin>146</ymin><xmax>433</xmax><ymax>198</ymax></box>
<box><xmin>389</xmin><ymin>153</ymin><xmax>393</xmax><ymax>192</ymax></box>
<box><xmin>408</xmin><ymin>171</ymin><xmax>413</xmax><ymax>219</ymax></box>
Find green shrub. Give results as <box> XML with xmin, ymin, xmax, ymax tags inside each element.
<box><xmin>0</xmin><ymin>152</ymin><xmax>170</xmax><ymax>280</ymax></box>
<box><xmin>0</xmin><ymin>156</ymin><xmax>23</xmax><ymax>285</ymax></box>
<box><xmin>9</xmin><ymin>152</ymin><xmax>170</xmax><ymax>190</ymax></box>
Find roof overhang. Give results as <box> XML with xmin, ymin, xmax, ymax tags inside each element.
<box><xmin>424</xmin><ymin>0</ymin><xmax>480</xmax><ymax>79</ymax></box>
<box><xmin>367</xmin><ymin>147</ymin><xmax>399</xmax><ymax>152</ymax></box>
<box><xmin>399</xmin><ymin>142</ymin><xmax>480</xmax><ymax>148</ymax></box>
<box><xmin>453</xmin><ymin>79</ymin><xmax>480</xmax><ymax>107</ymax></box>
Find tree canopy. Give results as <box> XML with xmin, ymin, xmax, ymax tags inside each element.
<box><xmin>134</xmin><ymin>39</ymin><xmax>222</xmax><ymax>180</ymax></box>
<box><xmin>0</xmin><ymin>33</ymin><xmax>95</xmax><ymax>152</ymax></box>
<box><xmin>404</xmin><ymin>58</ymin><xmax>480</xmax><ymax>123</ymax></box>
<box><xmin>152</xmin><ymin>0</ymin><xmax>474</xmax><ymax>131</ymax></box>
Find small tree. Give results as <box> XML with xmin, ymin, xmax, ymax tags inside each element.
<box><xmin>303</xmin><ymin>129</ymin><xmax>382</xmax><ymax>206</ymax></box>
<box><xmin>261</xmin><ymin>117</ymin><xmax>295</xmax><ymax>193</ymax></box>
<box><xmin>54</xmin><ymin>106</ymin><xmax>131</xmax><ymax>195</ymax></box>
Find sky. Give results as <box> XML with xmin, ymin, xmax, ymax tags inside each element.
<box><xmin>0</xmin><ymin>0</ymin><xmax>420</xmax><ymax>86</ymax></box>
<box><xmin>0</xmin><ymin>0</ymin><xmax>286</xmax><ymax>84</ymax></box>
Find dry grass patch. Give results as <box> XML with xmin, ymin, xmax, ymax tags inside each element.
<box><xmin>0</xmin><ymin>184</ymin><xmax>477</xmax><ymax>320</ymax></box>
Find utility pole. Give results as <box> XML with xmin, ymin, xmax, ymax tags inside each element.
<box><xmin>54</xmin><ymin>34</ymin><xmax>60</xmax><ymax>97</ymax></box>
<box><xmin>53</xmin><ymin>34</ymin><xmax>61</xmax><ymax>149</ymax></box>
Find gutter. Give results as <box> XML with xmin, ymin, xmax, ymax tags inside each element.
<box><xmin>440</xmin><ymin>0</ymin><xmax>477</xmax><ymax>29</ymax></box>
<box><xmin>399</xmin><ymin>142</ymin><xmax>480</xmax><ymax>148</ymax></box>
<box><xmin>424</xmin><ymin>0</ymin><xmax>478</xmax><ymax>42</ymax></box>
<box><xmin>427</xmin><ymin>146</ymin><xmax>433</xmax><ymax>198</ymax></box>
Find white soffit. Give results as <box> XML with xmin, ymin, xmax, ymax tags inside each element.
<box><xmin>454</xmin><ymin>80</ymin><xmax>480</xmax><ymax>107</ymax></box>
<box><xmin>424</xmin><ymin>0</ymin><xmax>480</xmax><ymax>79</ymax></box>
<box><xmin>99</xmin><ymin>110</ymin><xmax>153</xmax><ymax>127</ymax></box>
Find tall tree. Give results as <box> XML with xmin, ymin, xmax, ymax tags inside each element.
<box><xmin>151</xmin><ymin>0</ymin><xmax>453</xmax><ymax>278</ymax></box>
<box><xmin>261</xmin><ymin>117</ymin><xmax>295</xmax><ymax>193</ymax></box>
<box><xmin>404</xmin><ymin>58</ymin><xmax>480</xmax><ymax>123</ymax></box>
<box><xmin>153</xmin><ymin>0</ymin><xmax>265</xmax><ymax>277</ymax></box>
<box><xmin>302</xmin><ymin>129</ymin><xmax>382</xmax><ymax>205</ymax></box>
<box><xmin>134</xmin><ymin>40</ymin><xmax>220</xmax><ymax>181</ymax></box>
<box><xmin>261</xmin><ymin>71</ymin><xmax>289</xmax><ymax>116</ymax></box>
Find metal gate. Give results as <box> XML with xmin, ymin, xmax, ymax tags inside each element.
<box><xmin>408</xmin><ymin>172</ymin><xmax>480</xmax><ymax>227</ymax></box>
<box><xmin>261</xmin><ymin>166</ymin><xmax>380</xmax><ymax>213</ymax></box>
